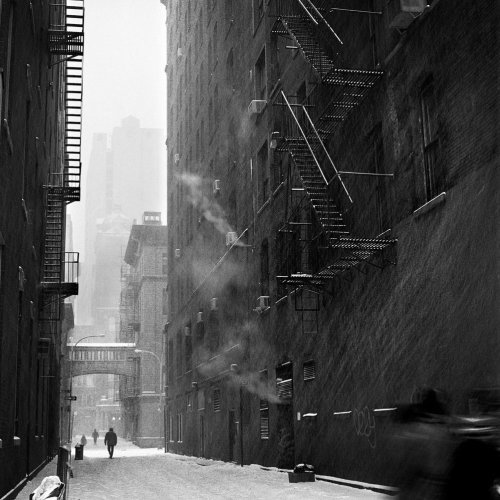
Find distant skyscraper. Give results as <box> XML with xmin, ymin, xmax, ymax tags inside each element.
<box><xmin>77</xmin><ymin>116</ymin><xmax>163</xmax><ymax>327</ymax></box>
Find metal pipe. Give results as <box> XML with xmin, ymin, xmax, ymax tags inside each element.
<box><xmin>280</xmin><ymin>91</ymin><xmax>329</xmax><ymax>186</ymax></box>
<box><xmin>304</xmin><ymin>0</ymin><xmax>343</xmax><ymax>45</ymax></box>
<box><xmin>329</xmin><ymin>7</ymin><xmax>382</xmax><ymax>15</ymax></box>
<box><xmin>296</xmin><ymin>0</ymin><xmax>318</xmax><ymax>25</ymax></box>
<box><xmin>301</xmin><ymin>105</ymin><xmax>353</xmax><ymax>204</ymax></box>
<box><xmin>336</xmin><ymin>171</ymin><xmax>394</xmax><ymax>177</ymax></box>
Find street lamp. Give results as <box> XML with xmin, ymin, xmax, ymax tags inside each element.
<box><xmin>68</xmin><ymin>335</ymin><xmax>105</xmax><ymax>444</ymax></box>
<box><xmin>134</xmin><ymin>349</ymin><xmax>165</xmax><ymax>451</ymax></box>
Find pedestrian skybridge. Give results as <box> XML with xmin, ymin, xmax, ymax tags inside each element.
<box><xmin>68</xmin><ymin>342</ymin><xmax>137</xmax><ymax>377</ymax></box>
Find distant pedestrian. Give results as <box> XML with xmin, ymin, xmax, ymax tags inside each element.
<box><xmin>80</xmin><ymin>434</ymin><xmax>87</xmax><ymax>446</ymax></box>
<box><xmin>92</xmin><ymin>428</ymin><xmax>99</xmax><ymax>445</ymax></box>
<box><xmin>104</xmin><ymin>427</ymin><xmax>118</xmax><ymax>458</ymax></box>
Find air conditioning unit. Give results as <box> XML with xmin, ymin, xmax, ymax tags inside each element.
<box><xmin>174</xmin><ymin>153</ymin><xmax>180</xmax><ymax>164</ymax></box>
<box><xmin>174</xmin><ymin>248</ymin><xmax>181</xmax><ymax>258</ymax></box>
<box><xmin>389</xmin><ymin>0</ymin><xmax>427</xmax><ymax>29</ymax></box>
<box><xmin>248</xmin><ymin>99</ymin><xmax>267</xmax><ymax>115</ymax></box>
<box><xmin>177</xmin><ymin>47</ymin><xmax>183</xmax><ymax>57</ymax></box>
<box><xmin>184</xmin><ymin>325</ymin><xmax>191</xmax><ymax>337</ymax></box>
<box><xmin>213</xmin><ymin>179</ymin><xmax>221</xmax><ymax>196</ymax></box>
<box><xmin>257</xmin><ymin>296</ymin><xmax>270</xmax><ymax>310</ymax></box>
<box><xmin>226</xmin><ymin>231</ymin><xmax>238</xmax><ymax>247</ymax></box>
<box><xmin>197</xmin><ymin>311</ymin><xmax>203</xmax><ymax>323</ymax></box>
<box><xmin>210</xmin><ymin>297</ymin><xmax>218</xmax><ymax>311</ymax></box>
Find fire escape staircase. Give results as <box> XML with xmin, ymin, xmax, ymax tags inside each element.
<box><xmin>40</xmin><ymin>0</ymin><xmax>83</xmax><ymax>316</ymax></box>
<box><xmin>272</xmin><ymin>0</ymin><xmax>396</xmax><ymax>289</ymax></box>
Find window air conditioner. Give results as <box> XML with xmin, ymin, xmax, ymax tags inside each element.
<box><xmin>257</xmin><ymin>295</ymin><xmax>270</xmax><ymax>311</ymax></box>
<box><xmin>225</xmin><ymin>231</ymin><xmax>238</xmax><ymax>247</ymax></box>
<box><xmin>389</xmin><ymin>0</ymin><xmax>427</xmax><ymax>29</ymax></box>
<box><xmin>197</xmin><ymin>311</ymin><xmax>203</xmax><ymax>323</ymax></box>
<box><xmin>248</xmin><ymin>100</ymin><xmax>267</xmax><ymax>115</ymax></box>
<box><xmin>184</xmin><ymin>325</ymin><xmax>191</xmax><ymax>337</ymax></box>
<box><xmin>177</xmin><ymin>47</ymin><xmax>183</xmax><ymax>57</ymax></box>
<box><xmin>210</xmin><ymin>297</ymin><xmax>218</xmax><ymax>311</ymax></box>
<box><xmin>174</xmin><ymin>153</ymin><xmax>180</xmax><ymax>164</ymax></box>
<box><xmin>213</xmin><ymin>179</ymin><xmax>221</xmax><ymax>196</ymax></box>
<box><xmin>174</xmin><ymin>248</ymin><xmax>181</xmax><ymax>258</ymax></box>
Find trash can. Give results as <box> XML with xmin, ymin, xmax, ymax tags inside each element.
<box><xmin>74</xmin><ymin>444</ymin><xmax>83</xmax><ymax>460</ymax></box>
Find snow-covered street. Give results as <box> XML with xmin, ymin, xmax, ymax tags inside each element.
<box><xmin>18</xmin><ymin>440</ymin><xmax>393</xmax><ymax>499</ymax></box>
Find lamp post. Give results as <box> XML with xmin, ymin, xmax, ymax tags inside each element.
<box><xmin>68</xmin><ymin>335</ymin><xmax>105</xmax><ymax>444</ymax></box>
<box><xmin>134</xmin><ymin>349</ymin><xmax>165</xmax><ymax>451</ymax></box>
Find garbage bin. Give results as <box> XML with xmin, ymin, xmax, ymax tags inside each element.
<box><xmin>74</xmin><ymin>444</ymin><xmax>83</xmax><ymax>460</ymax></box>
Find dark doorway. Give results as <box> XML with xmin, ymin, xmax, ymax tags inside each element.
<box><xmin>228</xmin><ymin>409</ymin><xmax>237</xmax><ymax>462</ymax></box>
<box><xmin>275</xmin><ymin>361</ymin><xmax>295</xmax><ymax>468</ymax></box>
<box><xmin>199</xmin><ymin>415</ymin><xmax>205</xmax><ymax>457</ymax></box>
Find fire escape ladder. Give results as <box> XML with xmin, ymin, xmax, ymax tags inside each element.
<box><xmin>49</xmin><ymin>0</ymin><xmax>84</xmax><ymax>203</ymax></box>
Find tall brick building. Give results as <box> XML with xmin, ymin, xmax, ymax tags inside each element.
<box><xmin>120</xmin><ymin>212</ymin><xmax>168</xmax><ymax>446</ymax></box>
<box><xmin>163</xmin><ymin>0</ymin><xmax>498</xmax><ymax>485</ymax></box>
<box><xmin>0</xmin><ymin>0</ymin><xmax>82</xmax><ymax>496</ymax></box>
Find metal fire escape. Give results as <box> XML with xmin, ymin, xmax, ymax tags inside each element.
<box><xmin>40</xmin><ymin>0</ymin><xmax>84</xmax><ymax>321</ymax></box>
<box><xmin>271</xmin><ymin>0</ymin><xmax>396</xmax><ymax>291</ymax></box>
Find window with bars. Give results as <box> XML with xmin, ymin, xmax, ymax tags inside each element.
<box><xmin>303</xmin><ymin>360</ymin><xmax>316</xmax><ymax>381</ymax></box>
<box><xmin>259</xmin><ymin>369</ymin><xmax>269</xmax><ymax>439</ymax></box>
<box><xmin>213</xmin><ymin>388</ymin><xmax>221</xmax><ymax>412</ymax></box>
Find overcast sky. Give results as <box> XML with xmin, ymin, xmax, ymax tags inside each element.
<box><xmin>68</xmin><ymin>0</ymin><xmax>167</xmax><ymax>252</ymax></box>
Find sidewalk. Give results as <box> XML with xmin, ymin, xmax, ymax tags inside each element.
<box><xmin>15</xmin><ymin>440</ymin><xmax>395</xmax><ymax>499</ymax></box>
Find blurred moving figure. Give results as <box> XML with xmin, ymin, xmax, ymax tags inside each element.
<box><xmin>393</xmin><ymin>389</ymin><xmax>452</xmax><ymax>500</ymax></box>
<box><xmin>393</xmin><ymin>388</ymin><xmax>500</xmax><ymax>500</ymax></box>
<box><xmin>92</xmin><ymin>428</ymin><xmax>99</xmax><ymax>445</ymax></box>
<box><xmin>80</xmin><ymin>434</ymin><xmax>87</xmax><ymax>446</ymax></box>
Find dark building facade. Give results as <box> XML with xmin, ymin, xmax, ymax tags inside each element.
<box><xmin>164</xmin><ymin>0</ymin><xmax>499</xmax><ymax>485</ymax></box>
<box><xmin>0</xmin><ymin>0</ymin><xmax>82</xmax><ymax>496</ymax></box>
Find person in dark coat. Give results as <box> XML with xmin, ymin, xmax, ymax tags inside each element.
<box><xmin>80</xmin><ymin>434</ymin><xmax>87</xmax><ymax>446</ymax></box>
<box><xmin>92</xmin><ymin>428</ymin><xmax>99</xmax><ymax>444</ymax></box>
<box><xmin>104</xmin><ymin>427</ymin><xmax>117</xmax><ymax>458</ymax></box>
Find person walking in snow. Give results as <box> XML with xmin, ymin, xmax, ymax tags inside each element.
<box><xmin>104</xmin><ymin>427</ymin><xmax>118</xmax><ymax>458</ymax></box>
<box><xmin>80</xmin><ymin>434</ymin><xmax>87</xmax><ymax>446</ymax></box>
<box><xmin>92</xmin><ymin>428</ymin><xmax>99</xmax><ymax>444</ymax></box>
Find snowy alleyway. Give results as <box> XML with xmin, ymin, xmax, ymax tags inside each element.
<box><xmin>18</xmin><ymin>440</ymin><xmax>393</xmax><ymax>500</ymax></box>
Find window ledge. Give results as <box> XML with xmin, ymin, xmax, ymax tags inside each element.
<box><xmin>413</xmin><ymin>192</ymin><xmax>446</xmax><ymax>218</ymax></box>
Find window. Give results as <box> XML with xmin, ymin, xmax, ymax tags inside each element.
<box><xmin>184</xmin><ymin>323</ymin><xmax>192</xmax><ymax>372</ymax></box>
<box><xmin>226</xmin><ymin>49</ymin><xmax>234</xmax><ymax>91</ymax></box>
<box><xmin>162</xmin><ymin>288</ymin><xmax>168</xmax><ymax>315</ymax></box>
<box><xmin>162</xmin><ymin>253</ymin><xmax>168</xmax><ymax>274</ymax></box>
<box><xmin>198</xmin><ymin>389</ymin><xmax>205</xmax><ymax>410</ymax></box>
<box><xmin>257</xmin><ymin>141</ymin><xmax>269</xmax><ymax>206</ymax></box>
<box><xmin>168</xmin><ymin>339</ymin><xmax>174</xmax><ymax>383</ymax></box>
<box><xmin>213</xmin><ymin>388</ymin><xmax>221</xmax><ymax>412</ymax></box>
<box><xmin>176</xmin><ymin>330</ymin><xmax>183</xmax><ymax>376</ymax></box>
<box><xmin>259</xmin><ymin>370</ymin><xmax>269</xmax><ymax>439</ymax></box>
<box><xmin>260</xmin><ymin>239</ymin><xmax>269</xmax><ymax>296</ymax></box>
<box><xmin>253</xmin><ymin>0</ymin><xmax>264</xmax><ymax>29</ymax></box>
<box><xmin>169</xmin><ymin>415</ymin><xmax>174</xmax><ymax>442</ymax></box>
<box><xmin>419</xmin><ymin>78</ymin><xmax>442</xmax><ymax>203</ymax></box>
<box><xmin>303</xmin><ymin>360</ymin><xmax>316</xmax><ymax>381</ymax></box>
<box><xmin>255</xmin><ymin>48</ymin><xmax>267</xmax><ymax>100</ymax></box>
<box><xmin>177</xmin><ymin>413</ymin><xmax>183</xmax><ymax>442</ymax></box>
